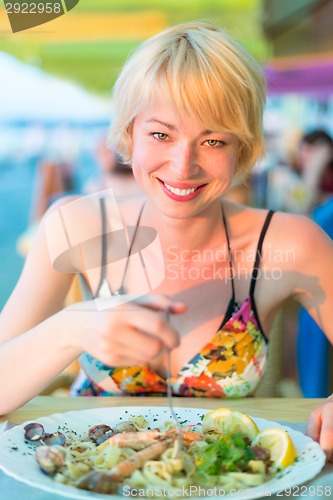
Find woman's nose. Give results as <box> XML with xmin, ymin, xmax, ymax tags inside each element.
<box><xmin>170</xmin><ymin>143</ymin><xmax>200</xmax><ymax>179</ymax></box>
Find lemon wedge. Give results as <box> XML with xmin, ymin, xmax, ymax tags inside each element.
<box><xmin>252</xmin><ymin>428</ymin><xmax>297</xmax><ymax>469</ymax></box>
<box><xmin>202</xmin><ymin>408</ymin><xmax>259</xmax><ymax>440</ymax></box>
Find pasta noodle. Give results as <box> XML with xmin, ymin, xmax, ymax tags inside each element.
<box><xmin>29</xmin><ymin>414</ymin><xmax>292</xmax><ymax>497</ymax></box>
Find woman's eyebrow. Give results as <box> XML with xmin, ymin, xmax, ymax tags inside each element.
<box><xmin>145</xmin><ymin>119</ymin><xmax>229</xmax><ymax>138</ymax></box>
<box><xmin>145</xmin><ymin>118</ymin><xmax>177</xmax><ymax>131</ymax></box>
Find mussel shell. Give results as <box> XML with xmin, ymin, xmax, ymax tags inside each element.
<box><xmin>88</xmin><ymin>424</ymin><xmax>113</xmax><ymax>443</ymax></box>
<box><xmin>76</xmin><ymin>471</ymin><xmax>118</xmax><ymax>493</ymax></box>
<box><xmin>24</xmin><ymin>423</ymin><xmax>45</xmax><ymax>441</ymax></box>
<box><xmin>36</xmin><ymin>445</ymin><xmax>66</xmax><ymax>475</ymax></box>
<box><xmin>42</xmin><ymin>432</ymin><xmax>66</xmax><ymax>446</ymax></box>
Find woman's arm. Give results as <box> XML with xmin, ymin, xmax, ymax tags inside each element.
<box><xmin>290</xmin><ymin>215</ymin><xmax>333</xmax><ymax>343</ymax></box>
<box><xmin>285</xmin><ymin>215</ymin><xmax>333</xmax><ymax>460</ymax></box>
<box><xmin>0</xmin><ymin>198</ymin><xmax>185</xmax><ymax>414</ymax></box>
<box><xmin>0</xmin><ymin>203</ymin><xmax>82</xmax><ymax>413</ymax></box>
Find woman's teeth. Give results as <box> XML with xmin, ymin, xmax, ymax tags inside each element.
<box><xmin>164</xmin><ymin>182</ymin><xmax>197</xmax><ymax>196</ymax></box>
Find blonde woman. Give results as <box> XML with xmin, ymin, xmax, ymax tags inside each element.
<box><xmin>0</xmin><ymin>22</ymin><xmax>332</xmax><ymax>460</ymax></box>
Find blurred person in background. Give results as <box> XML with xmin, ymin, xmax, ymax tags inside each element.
<box><xmin>268</xmin><ymin>129</ymin><xmax>333</xmax><ymax>214</ymax></box>
<box><xmin>296</xmin><ymin>130</ymin><xmax>333</xmax><ymax>206</ymax></box>
<box><xmin>16</xmin><ymin>152</ymin><xmax>75</xmax><ymax>258</ymax></box>
<box><xmin>84</xmin><ymin>136</ymin><xmax>142</xmax><ymax>198</ymax></box>
<box><xmin>31</xmin><ymin>156</ymin><xmax>74</xmax><ymax>221</ymax></box>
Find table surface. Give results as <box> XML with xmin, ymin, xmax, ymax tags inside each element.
<box><xmin>0</xmin><ymin>397</ymin><xmax>332</xmax><ymax>500</ymax></box>
<box><xmin>1</xmin><ymin>396</ymin><xmax>326</xmax><ymax>424</ymax></box>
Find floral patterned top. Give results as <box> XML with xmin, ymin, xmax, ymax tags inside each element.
<box><xmin>70</xmin><ymin>202</ymin><xmax>274</xmax><ymax>398</ymax></box>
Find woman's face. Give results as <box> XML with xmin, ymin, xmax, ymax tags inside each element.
<box><xmin>131</xmin><ymin>97</ymin><xmax>239</xmax><ymax>218</ymax></box>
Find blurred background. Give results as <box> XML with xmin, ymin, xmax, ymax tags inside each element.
<box><xmin>0</xmin><ymin>0</ymin><xmax>332</xmax><ymax>396</ymax></box>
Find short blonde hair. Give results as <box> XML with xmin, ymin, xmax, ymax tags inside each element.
<box><xmin>109</xmin><ymin>21</ymin><xmax>266</xmax><ymax>177</ymax></box>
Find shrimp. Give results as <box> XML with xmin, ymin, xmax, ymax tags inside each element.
<box><xmin>76</xmin><ymin>436</ymin><xmax>174</xmax><ymax>492</ymax></box>
<box><xmin>165</xmin><ymin>429</ymin><xmax>205</xmax><ymax>446</ymax></box>
<box><xmin>181</xmin><ymin>431</ymin><xmax>205</xmax><ymax>446</ymax></box>
<box><xmin>109</xmin><ymin>436</ymin><xmax>175</xmax><ymax>481</ymax></box>
<box><xmin>98</xmin><ymin>429</ymin><xmax>161</xmax><ymax>451</ymax></box>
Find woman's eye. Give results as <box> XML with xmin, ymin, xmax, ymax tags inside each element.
<box><xmin>153</xmin><ymin>133</ymin><xmax>169</xmax><ymax>141</ymax></box>
<box><xmin>205</xmin><ymin>139</ymin><xmax>224</xmax><ymax>147</ymax></box>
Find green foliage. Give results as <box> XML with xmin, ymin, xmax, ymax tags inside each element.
<box><xmin>40</xmin><ymin>41</ymin><xmax>139</xmax><ymax>95</ymax></box>
<box><xmin>0</xmin><ymin>0</ymin><xmax>269</xmax><ymax>94</ymax></box>
<box><xmin>74</xmin><ymin>0</ymin><xmax>259</xmax><ymax>13</ymax></box>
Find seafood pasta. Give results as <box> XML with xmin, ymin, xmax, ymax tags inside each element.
<box><xmin>24</xmin><ymin>409</ymin><xmax>297</xmax><ymax>497</ymax></box>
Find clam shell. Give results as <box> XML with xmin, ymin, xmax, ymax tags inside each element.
<box><xmin>76</xmin><ymin>471</ymin><xmax>118</xmax><ymax>493</ymax></box>
<box><xmin>24</xmin><ymin>423</ymin><xmax>45</xmax><ymax>441</ymax></box>
<box><xmin>35</xmin><ymin>445</ymin><xmax>66</xmax><ymax>475</ymax></box>
<box><xmin>42</xmin><ymin>432</ymin><xmax>66</xmax><ymax>446</ymax></box>
<box><xmin>88</xmin><ymin>424</ymin><xmax>113</xmax><ymax>443</ymax></box>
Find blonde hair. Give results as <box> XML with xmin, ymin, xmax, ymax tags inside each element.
<box><xmin>109</xmin><ymin>21</ymin><xmax>266</xmax><ymax>177</ymax></box>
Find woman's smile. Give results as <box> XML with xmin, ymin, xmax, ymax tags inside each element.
<box><xmin>157</xmin><ymin>178</ymin><xmax>208</xmax><ymax>202</ymax></box>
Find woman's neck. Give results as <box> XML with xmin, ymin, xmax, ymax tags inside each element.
<box><xmin>143</xmin><ymin>198</ymin><xmax>225</xmax><ymax>252</ymax></box>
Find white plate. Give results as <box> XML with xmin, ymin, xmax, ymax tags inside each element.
<box><xmin>0</xmin><ymin>407</ymin><xmax>326</xmax><ymax>500</ymax></box>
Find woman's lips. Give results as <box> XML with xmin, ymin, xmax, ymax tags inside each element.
<box><xmin>157</xmin><ymin>178</ymin><xmax>207</xmax><ymax>202</ymax></box>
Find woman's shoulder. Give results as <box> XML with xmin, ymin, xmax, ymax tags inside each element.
<box><xmin>223</xmin><ymin>200</ymin><xmax>331</xmax><ymax>255</ymax></box>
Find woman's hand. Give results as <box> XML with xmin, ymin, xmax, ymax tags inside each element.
<box><xmin>306</xmin><ymin>394</ymin><xmax>333</xmax><ymax>461</ymax></box>
<box><xmin>63</xmin><ymin>294</ymin><xmax>187</xmax><ymax>367</ymax></box>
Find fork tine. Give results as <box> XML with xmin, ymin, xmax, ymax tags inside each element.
<box><xmin>165</xmin><ymin>307</ymin><xmax>182</xmax><ymax>434</ymax></box>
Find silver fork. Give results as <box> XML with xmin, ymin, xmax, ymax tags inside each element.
<box><xmin>165</xmin><ymin>307</ymin><xmax>182</xmax><ymax>454</ymax></box>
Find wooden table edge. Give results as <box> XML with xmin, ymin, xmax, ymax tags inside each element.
<box><xmin>1</xmin><ymin>396</ymin><xmax>325</xmax><ymax>424</ymax></box>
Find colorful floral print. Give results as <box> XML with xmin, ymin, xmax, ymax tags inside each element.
<box><xmin>70</xmin><ymin>297</ymin><xmax>267</xmax><ymax>398</ymax></box>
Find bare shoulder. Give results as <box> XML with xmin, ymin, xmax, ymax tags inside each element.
<box><xmin>223</xmin><ymin>200</ymin><xmax>333</xmax><ymax>267</ymax></box>
<box><xmin>265</xmin><ymin>211</ymin><xmax>333</xmax><ymax>257</ymax></box>
<box><xmin>225</xmin><ymin>200</ymin><xmax>330</xmax><ymax>245</ymax></box>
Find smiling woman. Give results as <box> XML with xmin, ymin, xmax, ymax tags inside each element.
<box><xmin>0</xmin><ymin>21</ymin><xmax>332</xmax><ymax>462</ymax></box>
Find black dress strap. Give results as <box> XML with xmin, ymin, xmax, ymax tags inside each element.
<box><xmin>96</xmin><ymin>198</ymin><xmax>146</xmax><ymax>297</ymax></box>
<box><xmin>249</xmin><ymin>210</ymin><xmax>275</xmax><ymax>297</ymax></box>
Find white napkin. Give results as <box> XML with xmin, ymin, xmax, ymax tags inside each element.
<box><xmin>0</xmin><ymin>421</ymin><xmax>17</xmax><ymax>435</ymax></box>
<box><xmin>0</xmin><ymin>422</ymin><xmax>9</xmax><ymax>435</ymax></box>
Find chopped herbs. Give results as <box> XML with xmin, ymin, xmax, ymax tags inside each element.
<box><xmin>192</xmin><ymin>432</ymin><xmax>257</xmax><ymax>476</ymax></box>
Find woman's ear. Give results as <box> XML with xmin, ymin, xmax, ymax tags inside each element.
<box><xmin>125</xmin><ymin>122</ymin><xmax>134</xmax><ymax>161</ymax></box>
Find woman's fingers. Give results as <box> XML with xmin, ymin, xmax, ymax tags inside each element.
<box><xmin>319</xmin><ymin>399</ymin><xmax>333</xmax><ymax>462</ymax></box>
<box><xmin>114</xmin><ymin>327</ymin><xmax>164</xmax><ymax>360</ymax></box>
<box><xmin>135</xmin><ymin>294</ymin><xmax>187</xmax><ymax>314</ymax></box>
<box><xmin>307</xmin><ymin>396</ymin><xmax>333</xmax><ymax>462</ymax></box>
<box><xmin>306</xmin><ymin>410</ymin><xmax>321</xmax><ymax>443</ymax></box>
<box><xmin>110</xmin><ymin>304</ymin><xmax>180</xmax><ymax>350</ymax></box>
<box><xmin>68</xmin><ymin>294</ymin><xmax>187</xmax><ymax>315</ymax></box>
<box><xmin>91</xmin><ymin>294</ymin><xmax>187</xmax><ymax>314</ymax></box>
<box><xmin>67</xmin><ymin>294</ymin><xmax>186</xmax><ymax>364</ymax></box>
